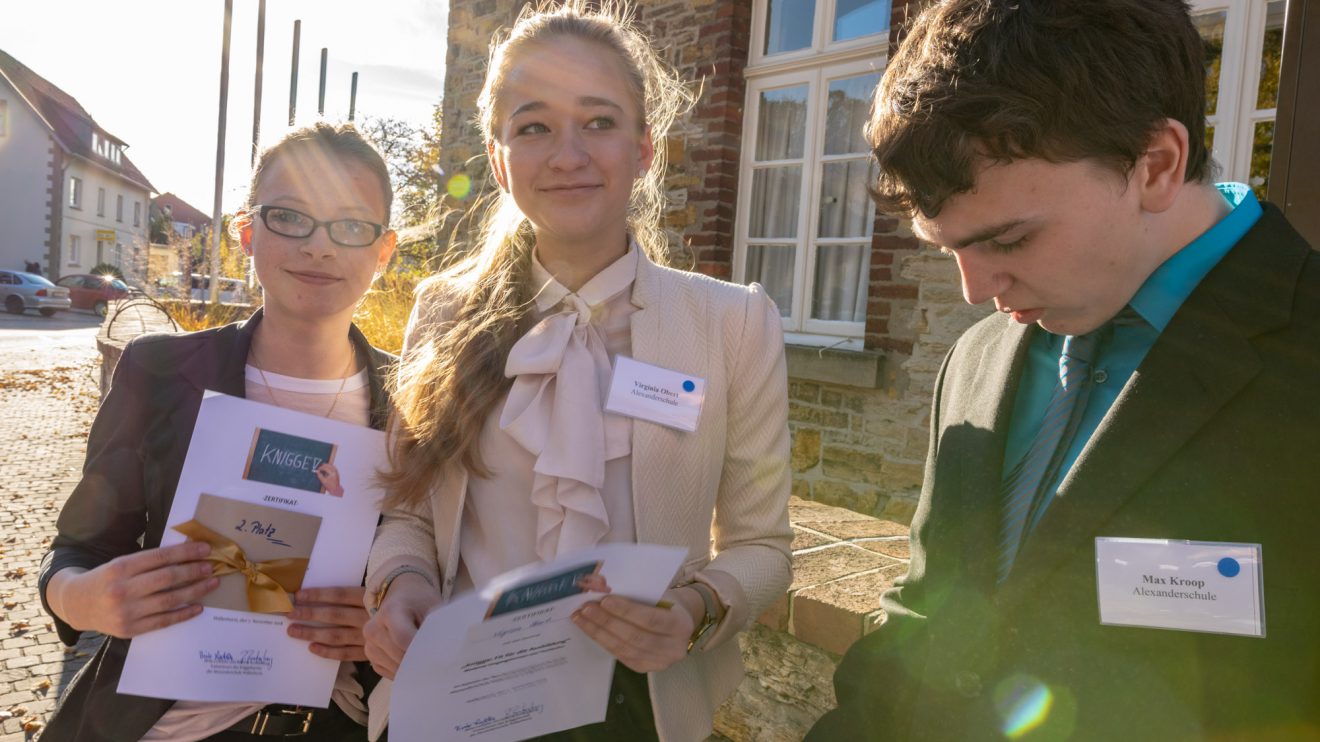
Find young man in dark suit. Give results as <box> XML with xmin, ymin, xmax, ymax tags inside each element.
<box><xmin>808</xmin><ymin>1</ymin><xmax>1320</xmax><ymax>739</ymax></box>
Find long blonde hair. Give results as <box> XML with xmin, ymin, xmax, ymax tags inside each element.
<box><xmin>383</xmin><ymin>0</ymin><xmax>693</xmax><ymax>508</ymax></box>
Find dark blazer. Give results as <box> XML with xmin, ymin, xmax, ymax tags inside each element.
<box><xmin>37</xmin><ymin>309</ymin><xmax>395</xmax><ymax>742</ymax></box>
<box><xmin>810</xmin><ymin>205</ymin><xmax>1320</xmax><ymax>741</ymax></box>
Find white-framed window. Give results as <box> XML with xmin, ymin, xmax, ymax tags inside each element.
<box><xmin>134</xmin><ymin>201</ymin><xmax>141</xmax><ymax>227</ymax></box>
<box><xmin>116</xmin><ymin>194</ymin><xmax>124</xmax><ymax>222</ymax></box>
<box><xmin>68</xmin><ymin>234</ymin><xmax>82</xmax><ymax>265</ymax></box>
<box><xmin>68</xmin><ymin>176</ymin><xmax>82</xmax><ymax>209</ymax></box>
<box><xmin>1193</xmin><ymin>0</ymin><xmax>1284</xmax><ymax>199</ymax></box>
<box><xmin>92</xmin><ymin>131</ymin><xmax>123</xmax><ymax>164</ymax></box>
<box><xmin>749</xmin><ymin>0</ymin><xmax>891</xmax><ymax>70</ymax></box>
<box><xmin>735</xmin><ymin>0</ymin><xmax>890</xmax><ymax>347</ymax></box>
<box><xmin>97</xmin><ymin>187</ymin><xmax>106</xmax><ymax>217</ymax></box>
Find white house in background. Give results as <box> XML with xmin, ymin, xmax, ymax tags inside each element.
<box><xmin>0</xmin><ymin>49</ymin><xmax>155</xmax><ymax>281</ymax></box>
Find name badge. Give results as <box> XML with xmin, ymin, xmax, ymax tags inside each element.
<box><xmin>1095</xmin><ymin>537</ymin><xmax>1265</xmax><ymax>638</ymax></box>
<box><xmin>604</xmin><ymin>356</ymin><xmax>705</xmax><ymax>432</ymax></box>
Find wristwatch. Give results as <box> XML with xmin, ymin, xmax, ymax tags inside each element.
<box><xmin>685</xmin><ymin>582</ymin><xmax>721</xmax><ymax>653</ymax></box>
<box><xmin>367</xmin><ymin>565</ymin><xmax>435</xmax><ymax>616</ymax></box>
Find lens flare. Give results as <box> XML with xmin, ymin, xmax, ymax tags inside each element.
<box><xmin>996</xmin><ymin>675</ymin><xmax>1054</xmax><ymax>739</ymax></box>
<box><xmin>446</xmin><ymin>173</ymin><xmax>472</xmax><ymax>200</ymax></box>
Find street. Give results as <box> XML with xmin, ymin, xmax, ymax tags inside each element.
<box><xmin>0</xmin><ymin>309</ymin><xmax>104</xmax><ymax>740</ymax></box>
<box><xmin>0</xmin><ymin>311</ymin><xmax>101</xmax><ymax>373</ymax></box>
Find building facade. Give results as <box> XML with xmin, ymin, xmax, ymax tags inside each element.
<box><xmin>0</xmin><ymin>50</ymin><xmax>154</xmax><ymax>282</ymax></box>
<box><xmin>435</xmin><ymin>0</ymin><xmax>1289</xmax><ymax>522</ymax></box>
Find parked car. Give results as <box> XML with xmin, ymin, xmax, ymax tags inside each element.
<box><xmin>55</xmin><ymin>273</ymin><xmax>132</xmax><ymax>316</ymax></box>
<box><xmin>1</xmin><ymin>270</ymin><xmax>71</xmax><ymax>317</ymax></box>
<box><xmin>155</xmin><ymin>272</ymin><xmax>251</xmax><ymax>304</ymax></box>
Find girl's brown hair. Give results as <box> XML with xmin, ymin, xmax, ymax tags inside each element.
<box><xmin>231</xmin><ymin>121</ymin><xmax>393</xmax><ymax>233</ymax></box>
<box><xmin>382</xmin><ymin>0</ymin><xmax>692</xmax><ymax>509</ymax></box>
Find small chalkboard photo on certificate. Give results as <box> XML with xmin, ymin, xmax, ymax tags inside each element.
<box><xmin>243</xmin><ymin>428</ymin><xmax>341</xmax><ymax>496</ymax></box>
<box><xmin>484</xmin><ymin>561</ymin><xmax>607</xmax><ymax>620</ymax></box>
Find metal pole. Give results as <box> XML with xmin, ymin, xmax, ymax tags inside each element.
<box><xmin>209</xmin><ymin>0</ymin><xmax>233</xmax><ymax>304</ymax></box>
<box><xmin>288</xmin><ymin>20</ymin><xmax>300</xmax><ymax>126</ymax></box>
<box><xmin>251</xmin><ymin>0</ymin><xmax>266</xmax><ymax>165</ymax></box>
<box><xmin>349</xmin><ymin>72</ymin><xmax>358</xmax><ymax>121</ymax></box>
<box><xmin>318</xmin><ymin>48</ymin><xmax>328</xmax><ymax>117</ymax></box>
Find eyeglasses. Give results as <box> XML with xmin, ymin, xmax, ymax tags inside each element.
<box><xmin>254</xmin><ymin>204</ymin><xmax>386</xmax><ymax>248</ymax></box>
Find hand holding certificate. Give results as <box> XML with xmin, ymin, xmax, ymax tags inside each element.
<box><xmin>390</xmin><ymin>543</ymin><xmax>685</xmax><ymax>742</ymax></box>
<box><xmin>117</xmin><ymin>391</ymin><xmax>387</xmax><ymax>706</ymax></box>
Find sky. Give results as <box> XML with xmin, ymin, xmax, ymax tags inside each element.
<box><xmin>1</xmin><ymin>0</ymin><xmax>448</xmax><ymax>214</ymax></box>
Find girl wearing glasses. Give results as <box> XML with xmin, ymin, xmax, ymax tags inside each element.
<box><xmin>38</xmin><ymin>123</ymin><xmax>395</xmax><ymax>742</ymax></box>
<box><xmin>362</xmin><ymin>3</ymin><xmax>792</xmax><ymax>741</ymax></box>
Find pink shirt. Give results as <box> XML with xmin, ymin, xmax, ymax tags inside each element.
<box><xmin>458</xmin><ymin>246</ymin><xmax>639</xmax><ymax>591</ymax></box>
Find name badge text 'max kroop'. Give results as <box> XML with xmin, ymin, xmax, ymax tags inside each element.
<box><xmin>1095</xmin><ymin>537</ymin><xmax>1265</xmax><ymax>638</ymax></box>
<box><xmin>604</xmin><ymin>356</ymin><xmax>705</xmax><ymax>432</ymax></box>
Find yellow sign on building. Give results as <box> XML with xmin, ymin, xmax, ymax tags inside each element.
<box><xmin>95</xmin><ymin>229</ymin><xmax>116</xmax><ymax>241</ymax></box>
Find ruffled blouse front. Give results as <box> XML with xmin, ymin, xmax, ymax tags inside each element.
<box><xmin>458</xmin><ymin>246</ymin><xmax>639</xmax><ymax>589</ymax></box>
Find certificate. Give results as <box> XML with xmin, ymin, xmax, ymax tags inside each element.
<box><xmin>118</xmin><ymin>391</ymin><xmax>387</xmax><ymax>705</ymax></box>
<box><xmin>391</xmin><ymin>543</ymin><xmax>686</xmax><ymax>742</ymax></box>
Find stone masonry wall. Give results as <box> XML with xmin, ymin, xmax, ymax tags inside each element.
<box><xmin>787</xmin><ymin>222</ymin><xmax>990</xmax><ymax>522</ymax></box>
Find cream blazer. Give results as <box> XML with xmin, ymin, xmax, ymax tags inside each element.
<box><xmin>367</xmin><ymin>253</ymin><xmax>793</xmax><ymax>742</ymax></box>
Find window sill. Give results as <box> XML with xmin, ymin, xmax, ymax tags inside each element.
<box><xmin>784</xmin><ymin>342</ymin><xmax>883</xmax><ymax>389</ymax></box>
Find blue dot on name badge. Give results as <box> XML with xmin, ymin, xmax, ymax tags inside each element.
<box><xmin>682</xmin><ymin>380</ymin><xmax>696</xmax><ymax>393</ymax></box>
<box><xmin>1217</xmin><ymin>557</ymin><xmax>1241</xmax><ymax>578</ymax></box>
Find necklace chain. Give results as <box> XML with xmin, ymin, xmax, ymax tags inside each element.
<box><xmin>250</xmin><ymin>342</ymin><xmax>357</xmax><ymax>419</ymax></box>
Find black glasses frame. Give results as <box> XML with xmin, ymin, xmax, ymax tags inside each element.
<box><xmin>254</xmin><ymin>204</ymin><xmax>386</xmax><ymax>247</ymax></box>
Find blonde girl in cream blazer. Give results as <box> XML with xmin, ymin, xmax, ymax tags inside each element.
<box><xmin>362</xmin><ymin>4</ymin><xmax>792</xmax><ymax>740</ymax></box>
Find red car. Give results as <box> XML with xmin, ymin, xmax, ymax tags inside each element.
<box><xmin>55</xmin><ymin>273</ymin><xmax>132</xmax><ymax>316</ymax></box>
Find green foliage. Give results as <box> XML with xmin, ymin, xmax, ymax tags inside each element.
<box><xmin>361</xmin><ymin>110</ymin><xmax>446</xmax><ymax>229</ymax></box>
<box><xmin>353</xmin><ymin>269</ymin><xmax>420</xmax><ymax>355</ymax></box>
<box><xmin>157</xmin><ymin>298</ymin><xmax>255</xmax><ymax>332</ymax></box>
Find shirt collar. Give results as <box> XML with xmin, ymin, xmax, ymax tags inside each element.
<box><xmin>530</xmin><ymin>241</ymin><xmax>639</xmax><ymax>315</ymax></box>
<box><xmin>1128</xmin><ymin>183</ymin><xmax>1262</xmax><ymax>332</ymax></box>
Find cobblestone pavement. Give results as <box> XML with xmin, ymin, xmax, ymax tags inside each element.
<box><xmin>0</xmin><ymin>329</ymin><xmax>104</xmax><ymax>740</ymax></box>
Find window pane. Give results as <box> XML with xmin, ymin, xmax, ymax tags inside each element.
<box><xmin>1250</xmin><ymin>120</ymin><xmax>1274</xmax><ymax>200</ymax></box>
<box><xmin>1204</xmin><ymin>124</ymin><xmax>1215</xmax><ymax>153</ymax></box>
<box><xmin>1194</xmin><ymin>11</ymin><xmax>1226</xmax><ymax>117</ymax></box>
<box><xmin>818</xmin><ymin>160</ymin><xmax>877</xmax><ymax>238</ymax></box>
<box><xmin>823</xmin><ymin>73</ymin><xmax>882</xmax><ymax>155</ymax></box>
<box><xmin>746</xmin><ymin>245</ymin><xmax>796</xmax><ymax>316</ymax></box>
<box><xmin>812</xmin><ymin>244</ymin><xmax>869</xmax><ymax>322</ymax></box>
<box><xmin>1256</xmin><ymin>1</ymin><xmax>1284</xmax><ymax>109</ymax></box>
<box><xmin>833</xmin><ymin>0</ymin><xmax>889</xmax><ymax>43</ymax></box>
<box><xmin>749</xmin><ymin>166</ymin><xmax>803</xmax><ymax>239</ymax></box>
<box><xmin>765</xmin><ymin>0</ymin><xmax>815</xmax><ymax>56</ymax></box>
<box><xmin>756</xmin><ymin>86</ymin><xmax>809</xmax><ymax>160</ymax></box>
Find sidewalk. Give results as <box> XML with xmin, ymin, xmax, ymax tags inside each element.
<box><xmin>0</xmin><ymin>357</ymin><xmax>104</xmax><ymax>740</ymax></box>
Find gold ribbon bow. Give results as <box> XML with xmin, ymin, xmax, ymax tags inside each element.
<box><xmin>173</xmin><ymin>520</ymin><xmax>309</xmax><ymax>613</ymax></box>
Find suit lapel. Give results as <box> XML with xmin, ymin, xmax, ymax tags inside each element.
<box><xmin>166</xmin><ymin>312</ymin><xmax>255</xmax><ymax>437</ymax></box>
<box><xmin>1002</xmin><ymin>208</ymin><xmax>1308</xmax><ymax>597</ymax></box>
<box><xmin>627</xmin><ymin>255</ymin><xmax>665</xmax><ymax>545</ymax></box>
<box><xmin>949</xmin><ymin>316</ymin><xmax>1034</xmax><ymax>588</ymax></box>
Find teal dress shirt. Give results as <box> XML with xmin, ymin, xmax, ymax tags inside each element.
<box><xmin>1002</xmin><ymin>183</ymin><xmax>1263</xmax><ymax>523</ymax></box>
